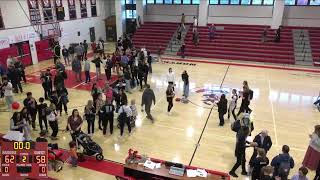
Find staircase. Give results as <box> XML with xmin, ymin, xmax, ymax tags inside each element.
<box><xmin>292</xmin><ymin>29</ymin><xmax>313</xmax><ymax>66</ymax></box>
<box><xmin>164</xmin><ymin>25</ymin><xmax>190</xmax><ymax>55</ymax></box>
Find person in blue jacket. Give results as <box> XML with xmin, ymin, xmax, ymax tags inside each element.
<box><xmin>271</xmin><ymin>145</ymin><xmax>295</xmax><ymax>180</ymax></box>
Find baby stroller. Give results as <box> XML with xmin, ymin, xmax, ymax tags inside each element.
<box><xmin>48</xmin><ymin>147</ymin><xmax>65</xmax><ymax>172</ymax></box>
<box><xmin>72</xmin><ymin>131</ymin><xmax>104</xmax><ymax>161</ymax></box>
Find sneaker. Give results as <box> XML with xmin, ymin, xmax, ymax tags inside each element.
<box><xmin>229</xmin><ymin>171</ymin><xmax>238</xmax><ymax>178</ymax></box>
<box><xmin>241</xmin><ymin>171</ymin><xmax>248</xmax><ymax>176</ymax></box>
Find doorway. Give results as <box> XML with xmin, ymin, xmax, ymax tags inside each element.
<box><xmin>89</xmin><ymin>27</ymin><xmax>96</xmax><ymax>42</ymax></box>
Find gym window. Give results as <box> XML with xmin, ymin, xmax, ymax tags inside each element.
<box><xmin>209</xmin><ymin>0</ymin><xmax>275</xmax><ymax>5</ymax></box>
<box><xmin>126</xmin><ymin>10</ymin><xmax>136</xmax><ymax>18</ymax></box>
<box><xmin>146</xmin><ymin>0</ymin><xmax>201</xmax><ymax>4</ymax></box>
<box><xmin>285</xmin><ymin>0</ymin><xmax>320</xmax><ymax>5</ymax></box>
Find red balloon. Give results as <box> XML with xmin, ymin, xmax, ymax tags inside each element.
<box><xmin>12</xmin><ymin>102</ymin><xmax>20</xmax><ymax>110</ymax></box>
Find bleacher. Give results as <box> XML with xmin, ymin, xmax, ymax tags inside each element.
<box><xmin>132</xmin><ymin>22</ymin><xmax>178</xmax><ymax>54</ymax></box>
<box><xmin>309</xmin><ymin>28</ymin><xmax>320</xmax><ymax>66</ymax></box>
<box><xmin>180</xmin><ymin>24</ymin><xmax>295</xmax><ymax>64</ymax></box>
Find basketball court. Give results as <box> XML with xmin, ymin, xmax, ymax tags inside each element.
<box><xmin>1</xmin><ymin>45</ymin><xmax>319</xmax><ymax>179</ymax></box>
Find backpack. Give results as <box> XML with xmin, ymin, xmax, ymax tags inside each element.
<box><xmin>278</xmin><ymin>156</ymin><xmax>292</xmax><ymax>177</ymax></box>
<box><xmin>249</xmin><ymin>89</ymin><xmax>254</xmax><ymax>100</ymax></box>
<box><xmin>118</xmin><ymin>107</ymin><xmax>127</xmax><ymax>123</ymax></box>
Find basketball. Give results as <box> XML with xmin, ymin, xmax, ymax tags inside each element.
<box><xmin>11</xmin><ymin>102</ymin><xmax>20</xmax><ymax>110</ymax></box>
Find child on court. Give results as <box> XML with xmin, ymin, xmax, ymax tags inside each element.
<box><xmin>130</xmin><ymin>99</ymin><xmax>137</xmax><ymax>127</ymax></box>
<box><xmin>69</xmin><ymin>141</ymin><xmax>78</xmax><ymax>167</ymax></box>
<box><xmin>228</xmin><ymin>89</ymin><xmax>238</xmax><ymax>122</ymax></box>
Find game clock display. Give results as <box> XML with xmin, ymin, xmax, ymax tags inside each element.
<box><xmin>0</xmin><ymin>141</ymin><xmax>48</xmax><ymax>178</ymax></box>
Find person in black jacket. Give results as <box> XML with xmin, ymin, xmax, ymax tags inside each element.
<box><xmin>251</xmin><ymin>148</ymin><xmax>269</xmax><ymax>180</ymax></box>
<box><xmin>229</xmin><ymin>126</ymin><xmax>251</xmax><ymax>178</ymax></box>
<box><xmin>115</xmin><ymin>89</ymin><xmax>127</xmax><ymax>113</ymax></box>
<box><xmin>142</xmin><ymin>61</ymin><xmax>149</xmax><ymax>86</ymax></box>
<box><xmin>23</xmin><ymin>92</ymin><xmax>38</xmax><ymax>130</ymax></box>
<box><xmin>249</xmin><ymin>130</ymin><xmax>272</xmax><ymax>166</ymax></box>
<box><xmin>7</xmin><ymin>65</ymin><xmax>23</xmax><ymax>93</ymax></box>
<box><xmin>217</xmin><ymin>94</ymin><xmax>228</xmax><ymax>126</ymax></box>
<box><xmin>271</xmin><ymin>145</ymin><xmax>294</xmax><ymax>180</ymax></box>
<box><xmin>14</xmin><ymin>59</ymin><xmax>26</xmax><ymax>83</ymax></box>
<box><xmin>137</xmin><ymin>63</ymin><xmax>144</xmax><ymax>91</ymax></box>
<box><xmin>100</xmin><ymin>99</ymin><xmax>115</xmax><ymax>135</ymax></box>
<box><xmin>147</xmin><ymin>51</ymin><xmax>152</xmax><ymax>73</ymax></box>
<box><xmin>62</xmin><ymin>45</ymin><xmax>70</xmax><ymax>66</ymax></box>
<box><xmin>104</xmin><ymin>55</ymin><xmax>113</xmax><ymax>81</ymax></box>
<box><xmin>37</xmin><ymin>97</ymin><xmax>48</xmax><ymax>132</ymax></box>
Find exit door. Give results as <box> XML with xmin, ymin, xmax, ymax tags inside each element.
<box><xmin>89</xmin><ymin>27</ymin><xmax>96</xmax><ymax>42</ymax></box>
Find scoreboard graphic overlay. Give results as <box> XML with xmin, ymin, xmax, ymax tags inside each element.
<box><xmin>0</xmin><ymin>141</ymin><xmax>48</xmax><ymax>178</ymax></box>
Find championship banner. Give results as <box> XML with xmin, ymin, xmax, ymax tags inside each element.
<box><xmin>27</xmin><ymin>0</ymin><xmax>41</xmax><ymax>25</ymax></box>
<box><xmin>80</xmin><ymin>0</ymin><xmax>87</xmax><ymax>18</ymax></box>
<box><xmin>90</xmin><ymin>0</ymin><xmax>97</xmax><ymax>17</ymax></box>
<box><xmin>41</xmin><ymin>0</ymin><xmax>53</xmax><ymax>22</ymax></box>
<box><xmin>68</xmin><ymin>0</ymin><xmax>77</xmax><ymax>19</ymax></box>
<box><xmin>54</xmin><ymin>0</ymin><xmax>65</xmax><ymax>21</ymax></box>
<box><xmin>54</xmin><ymin>0</ymin><xmax>62</xmax><ymax>7</ymax></box>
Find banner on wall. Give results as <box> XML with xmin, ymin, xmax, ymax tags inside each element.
<box><xmin>80</xmin><ymin>0</ymin><xmax>88</xmax><ymax>18</ymax></box>
<box><xmin>41</xmin><ymin>0</ymin><xmax>54</xmax><ymax>22</ymax></box>
<box><xmin>0</xmin><ymin>38</ymin><xmax>10</xmax><ymax>49</ymax></box>
<box><xmin>54</xmin><ymin>0</ymin><xmax>65</xmax><ymax>20</ymax></box>
<box><xmin>27</xmin><ymin>0</ymin><xmax>41</xmax><ymax>25</ymax></box>
<box><xmin>8</xmin><ymin>32</ymin><xmax>39</xmax><ymax>44</ymax></box>
<box><xmin>90</xmin><ymin>0</ymin><xmax>97</xmax><ymax>17</ymax></box>
<box><xmin>68</xmin><ymin>0</ymin><xmax>77</xmax><ymax>19</ymax></box>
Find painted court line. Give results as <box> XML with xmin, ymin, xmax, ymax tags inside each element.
<box><xmin>268</xmin><ymin>79</ymin><xmax>278</xmax><ymax>146</ymax></box>
<box><xmin>72</xmin><ymin>75</ymin><xmax>97</xmax><ymax>89</ymax></box>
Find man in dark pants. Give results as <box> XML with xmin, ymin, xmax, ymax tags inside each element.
<box><xmin>147</xmin><ymin>52</ymin><xmax>152</xmax><ymax>73</ymax></box>
<box><xmin>229</xmin><ymin>126</ymin><xmax>251</xmax><ymax>178</ymax></box>
<box><xmin>141</xmin><ymin>84</ymin><xmax>156</xmax><ymax>122</ymax></box>
<box><xmin>53</xmin><ymin>43</ymin><xmax>61</xmax><ymax>64</ymax></box>
<box><xmin>180</xmin><ymin>43</ymin><xmax>185</xmax><ymax>59</ymax></box>
<box><xmin>101</xmin><ymin>99</ymin><xmax>115</xmax><ymax>135</ymax></box>
<box><xmin>14</xmin><ymin>59</ymin><xmax>26</xmax><ymax>83</ymax></box>
<box><xmin>7</xmin><ymin>65</ymin><xmax>23</xmax><ymax>93</ymax></box>
<box><xmin>23</xmin><ymin>92</ymin><xmax>38</xmax><ymax>130</ymax></box>
<box><xmin>249</xmin><ymin>130</ymin><xmax>272</xmax><ymax>166</ymax></box>
<box><xmin>137</xmin><ymin>63</ymin><xmax>144</xmax><ymax>91</ymax></box>
<box><xmin>83</xmin><ymin>40</ymin><xmax>88</xmax><ymax>59</ymax></box>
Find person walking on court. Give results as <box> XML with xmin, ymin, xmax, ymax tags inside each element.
<box><xmin>271</xmin><ymin>145</ymin><xmax>295</xmax><ymax>180</ymax></box>
<box><xmin>141</xmin><ymin>84</ymin><xmax>156</xmax><ymax>121</ymax></box>
<box><xmin>166</xmin><ymin>84</ymin><xmax>175</xmax><ymax>115</ymax></box>
<box><xmin>104</xmin><ymin>55</ymin><xmax>113</xmax><ymax>81</ymax></box>
<box><xmin>2</xmin><ymin>77</ymin><xmax>14</xmax><ymax>111</ymax></box>
<box><xmin>302</xmin><ymin>125</ymin><xmax>320</xmax><ymax>173</ymax></box>
<box><xmin>147</xmin><ymin>52</ymin><xmax>152</xmax><ymax>74</ymax></box>
<box><xmin>181</xmin><ymin>70</ymin><xmax>189</xmax><ymax>100</ymax></box>
<box><xmin>229</xmin><ymin>126</ymin><xmax>251</xmax><ymax>177</ymax></box>
<box><xmin>37</xmin><ymin>97</ymin><xmax>48</xmax><ymax>132</ymax></box>
<box><xmin>118</xmin><ymin>100</ymin><xmax>132</xmax><ymax>137</ymax></box>
<box><xmin>166</xmin><ymin>68</ymin><xmax>175</xmax><ymax>91</ymax></box>
<box><xmin>84</xmin><ymin>100</ymin><xmax>96</xmax><ymax>136</ymax></box>
<box><xmin>92</xmin><ymin>55</ymin><xmax>103</xmax><ymax>81</ymax></box>
<box><xmin>251</xmin><ymin>148</ymin><xmax>269</xmax><ymax>180</ymax></box>
<box><xmin>100</xmin><ymin>99</ymin><xmax>115</xmax><ymax>135</ymax></box>
<box><xmin>23</xmin><ymin>92</ymin><xmax>38</xmax><ymax>131</ymax></box>
<box><xmin>249</xmin><ymin>130</ymin><xmax>272</xmax><ymax>166</ymax></box>
<box><xmin>62</xmin><ymin>45</ymin><xmax>70</xmax><ymax>66</ymax></box>
<box><xmin>84</xmin><ymin>58</ymin><xmax>91</xmax><ymax>83</ymax></box>
<box><xmin>237</xmin><ymin>83</ymin><xmax>252</xmax><ymax>116</ymax></box>
<box><xmin>217</xmin><ymin>94</ymin><xmax>227</xmax><ymax>126</ymax></box>
<box><xmin>72</xmin><ymin>56</ymin><xmax>82</xmax><ymax>82</ymax></box>
<box><xmin>83</xmin><ymin>40</ymin><xmax>88</xmax><ymax>59</ymax></box>
<box><xmin>228</xmin><ymin>89</ymin><xmax>238</xmax><ymax>121</ymax></box>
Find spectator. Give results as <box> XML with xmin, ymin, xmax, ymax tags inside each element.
<box><xmin>271</xmin><ymin>145</ymin><xmax>295</xmax><ymax>180</ymax></box>
<box><xmin>217</xmin><ymin>94</ymin><xmax>228</xmax><ymax>126</ymax></box>
<box><xmin>37</xmin><ymin>97</ymin><xmax>48</xmax><ymax>132</ymax></box>
<box><xmin>98</xmin><ymin>38</ymin><xmax>105</xmax><ymax>56</ymax></box>
<box><xmin>229</xmin><ymin>126</ymin><xmax>251</xmax><ymax>177</ymax></box>
<box><xmin>262</xmin><ymin>27</ymin><xmax>268</xmax><ymax>43</ymax></box>
<box><xmin>181</xmin><ymin>70</ymin><xmax>189</xmax><ymax>100</ymax></box>
<box><xmin>62</xmin><ymin>45</ymin><xmax>70</xmax><ymax>65</ymax></box>
<box><xmin>123</xmin><ymin>67</ymin><xmax>132</xmax><ymax>94</ymax></box>
<box><xmin>180</xmin><ymin>13</ymin><xmax>186</xmax><ymax>31</ymax></box>
<box><xmin>193</xmin><ymin>16</ymin><xmax>198</xmax><ymax>32</ymax></box>
<box><xmin>100</xmin><ymin>99</ymin><xmax>115</xmax><ymax>135</ymax></box>
<box><xmin>91</xmin><ymin>83</ymin><xmax>100</xmax><ymax>107</ymax></box>
<box><xmin>74</xmin><ymin>43</ymin><xmax>84</xmax><ymax>61</ymax></box>
<box><xmin>7</xmin><ymin>65</ymin><xmax>22</xmax><ymax>93</ymax></box>
<box><xmin>228</xmin><ymin>89</ymin><xmax>238</xmax><ymax>121</ymax></box>
<box><xmin>53</xmin><ymin>43</ymin><xmax>61</xmax><ymax>64</ymax></box>
<box><xmin>6</xmin><ymin>55</ymin><xmax>14</xmax><ymax>68</ymax></box>
<box><xmin>92</xmin><ymin>55</ymin><xmax>103</xmax><ymax>81</ymax></box>
<box><xmin>115</xmin><ymin>89</ymin><xmax>127</xmax><ymax>113</ymax></box>
<box><xmin>40</xmin><ymin>71</ymin><xmax>52</xmax><ymax>100</ymax></box>
<box><xmin>291</xmin><ymin>167</ymin><xmax>309</xmax><ymax>180</ymax></box>
<box><xmin>209</xmin><ymin>24</ymin><xmax>215</xmax><ymax>41</ymax></box>
<box><xmin>14</xmin><ymin>59</ymin><xmax>26</xmax><ymax>83</ymax></box>
<box><xmin>237</xmin><ymin>81</ymin><xmax>252</xmax><ymax>116</ymax></box>
<box><xmin>260</xmin><ymin>166</ymin><xmax>274</xmax><ymax>180</ymax></box>
<box><xmin>84</xmin><ymin>100</ymin><xmax>96</xmax><ymax>136</ymax></box>
<box><xmin>302</xmin><ymin>125</ymin><xmax>320</xmax><ymax>171</ymax></box>
<box><xmin>137</xmin><ymin>63</ymin><xmax>144</xmax><ymax>91</ymax></box>
<box><xmin>55</xmin><ymin>59</ymin><xmax>65</xmax><ymax>72</ymax></box>
<box><xmin>67</xmin><ymin>109</ymin><xmax>83</xmax><ymax>138</ymax></box>
<box><xmin>166</xmin><ymin>84</ymin><xmax>175</xmax><ymax>115</ymax></box>
<box><xmin>180</xmin><ymin>42</ymin><xmax>185</xmax><ymax>59</ymax></box>
<box><xmin>19</xmin><ymin>107</ymin><xmax>32</xmax><ymax>141</ymax></box>
<box><xmin>95</xmin><ymin>93</ymin><xmax>104</xmax><ymax>130</ymax></box>
<box><xmin>91</xmin><ymin>41</ymin><xmax>97</xmax><ymax>58</ymax></box>
<box><xmin>10</xmin><ymin>112</ymin><xmax>24</xmax><ymax>132</ymax></box>
<box><xmin>71</xmin><ymin>56</ymin><xmax>82</xmax><ymax>82</ymax></box>
<box><xmin>118</xmin><ymin>99</ymin><xmax>132</xmax><ymax>136</ymax></box>
<box><xmin>104</xmin><ymin>55</ymin><xmax>113</xmax><ymax>81</ymax></box>
<box><xmin>274</xmin><ymin>26</ymin><xmax>281</xmax><ymax>43</ymax></box>
<box><xmin>36</xmin><ymin>130</ymin><xmax>48</xmax><ymax>142</ymax></box>
<box><xmin>193</xmin><ymin>29</ymin><xmax>199</xmax><ymax>46</ymax></box>
<box><xmin>54</xmin><ymin>70</ymin><xmax>67</xmax><ymax>90</ymax></box>
<box><xmin>166</xmin><ymin>68</ymin><xmax>175</xmax><ymax>91</ymax></box>
<box><xmin>68</xmin><ymin>45</ymin><xmax>75</xmax><ymax>60</ymax></box>
<box><xmin>249</xmin><ymin>130</ymin><xmax>273</xmax><ymax>166</ymax></box>
<box><xmin>141</xmin><ymin>84</ymin><xmax>156</xmax><ymax>121</ymax></box>
<box><xmin>251</xmin><ymin>148</ymin><xmax>269</xmax><ymax>180</ymax></box>
<box><xmin>84</xmin><ymin>57</ymin><xmax>91</xmax><ymax>83</ymax></box>
<box><xmin>147</xmin><ymin>52</ymin><xmax>152</xmax><ymax>74</ymax></box>
<box><xmin>47</xmin><ymin>103</ymin><xmax>59</xmax><ymax>140</ymax></box>
<box><xmin>69</xmin><ymin>141</ymin><xmax>78</xmax><ymax>167</ymax></box>
<box><xmin>2</xmin><ymin>77</ymin><xmax>14</xmax><ymax>111</ymax></box>
<box><xmin>57</xmin><ymin>87</ymin><xmax>68</xmax><ymax>116</ymax></box>
<box><xmin>23</xmin><ymin>92</ymin><xmax>38</xmax><ymax>131</ymax></box>
<box><xmin>103</xmin><ymin>83</ymin><xmax>113</xmax><ymax>103</ymax></box>
<box><xmin>83</xmin><ymin>40</ymin><xmax>88</xmax><ymax>59</ymax></box>
<box><xmin>142</xmin><ymin>61</ymin><xmax>149</xmax><ymax>87</ymax></box>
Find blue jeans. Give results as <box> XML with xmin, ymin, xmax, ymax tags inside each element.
<box><xmin>85</xmin><ymin>71</ymin><xmax>90</xmax><ymax>83</ymax></box>
<box><xmin>183</xmin><ymin>83</ymin><xmax>189</xmax><ymax>98</ymax></box>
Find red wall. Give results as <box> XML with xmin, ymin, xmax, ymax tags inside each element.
<box><xmin>35</xmin><ymin>39</ymin><xmax>53</xmax><ymax>62</ymax></box>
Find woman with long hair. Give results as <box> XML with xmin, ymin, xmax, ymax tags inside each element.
<box><xmin>84</xmin><ymin>100</ymin><xmax>96</xmax><ymax>135</ymax></box>
<box><xmin>251</xmin><ymin>148</ymin><xmax>269</xmax><ymax>180</ymax></box>
<box><xmin>67</xmin><ymin>109</ymin><xmax>83</xmax><ymax>137</ymax></box>
<box><xmin>228</xmin><ymin>89</ymin><xmax>238</xmax><ymax>122</ymax></box>
<box><xmin>10</xmin><ymin>112</ymin><xmax>24</xmax><ymax>132</ymax></box>
<box><xmin>303</xmin><ymin>125</ymin><xmax>320</xmax><ymax>180</ymax></box>
<box><xmin>237</xmin><ymin>85</ymin><xmax>251</xmax><ymax>116</ymax></box>
<box><xmin>166</xmin><ymin>84</ymin><xmax>175</xmax><ymax>115</ymax></box>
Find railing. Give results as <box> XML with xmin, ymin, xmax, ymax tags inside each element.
<box><xmin>296</xmin><ymin>30</ymin><xmax>311</xmax><ymax>62</ymax></box>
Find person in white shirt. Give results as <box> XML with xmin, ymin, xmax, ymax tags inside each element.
<box><xmin>193</xmin><ymin>16</ymin><xmax>198</xmax><ymax>32</ymax></box>
<box><xmin>2</xmin><ymin>77</ymin><xmax>14</xmax><ymax>111</ymax></box>
<box><xmin>166</xmin><ymin>68</ymin><xmax>175</xmax><ymax>91</ymax></box>
<box><xmin>118</xmin><ymin>100</ymin><xmax>132</xmax><ymax>136</ymax></box>
<box><xmin>6</xmin><ymin>55</ymin><xmax>14</xmax><ymax>68</ymax></box>
<box><xmin>228</xmin><ymin>89</ymin><xmax>238</xmax><ymax>122</ymax></box>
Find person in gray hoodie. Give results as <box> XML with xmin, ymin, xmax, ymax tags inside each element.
<box><xmin>141</xmin><ymin>84</ymin><xmax>156</xmax><ymax>122</ymax></box>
